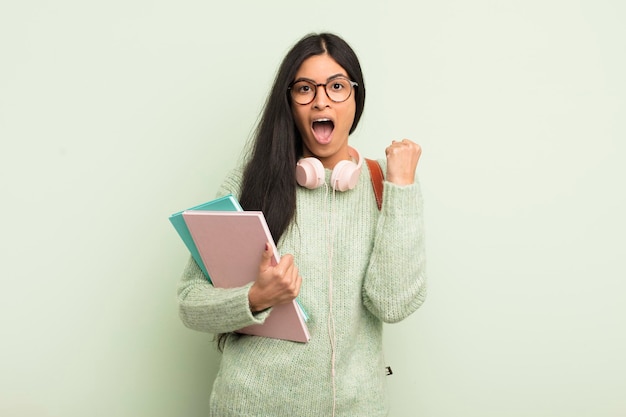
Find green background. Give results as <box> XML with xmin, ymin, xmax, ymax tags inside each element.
<box><xmin>1</xmin><ymin>1</ymin><xmax>624</xmax><ymax>416</ymax></box>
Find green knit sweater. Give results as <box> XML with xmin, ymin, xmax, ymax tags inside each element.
<box><xmin>177</xmin><ymin>158</ymin><xmax>427</xmax><ymax>416</ymax></box>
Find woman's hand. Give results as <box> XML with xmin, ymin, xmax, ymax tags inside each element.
<box><xmin>248</xmin><ymin>243</ymin><xmax>302</xmax><ymax>313</ymax></box>
<box><xmin>385</xmin><ymin>139</ymin><xmax>422</xmax><ymax>185</ymax></box>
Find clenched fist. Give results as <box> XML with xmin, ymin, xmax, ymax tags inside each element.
<box><xmin>385</xmin><ymin>139</ymin><xmax>422</xmax><ymax>185</ymax></box>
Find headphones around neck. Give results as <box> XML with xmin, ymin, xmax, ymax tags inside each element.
<box><xmin>296</xmin><ymin>146</ymin><xmax>363</xmax><ymax>191</ymax></box>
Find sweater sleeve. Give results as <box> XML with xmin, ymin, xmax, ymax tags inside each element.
<box><xmin>176</xmin><ymin>166</ymin><xmax>272</xmax><ymax>334</ymax></box>
<box><xmin>362</xmin><ymin>172</ymin><xmax>427</xmax><ymax>323</ymax></box>
<box><xmin>177</xmin><ymin>256</ymin><xmax>271</xmax><ymax>334</ymax></box>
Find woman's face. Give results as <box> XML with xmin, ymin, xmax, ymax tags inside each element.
<box><xmin>291</xmin><ymin>54</ymin><xmax>356</xmax><ymax>169</ymax></box>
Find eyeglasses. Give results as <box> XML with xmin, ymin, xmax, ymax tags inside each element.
<box><xmin>288</xmin><ymin>76</ymin><xmax>358</xmax><ymax>105</ymax></box>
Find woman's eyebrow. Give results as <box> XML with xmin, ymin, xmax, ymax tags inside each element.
<box><xmin>293</xmin><ymin>73</ymin><xmax>349</xmax><ymax>84</ymax></box>
<box><xmin>326</xmin><ymin>73</ymin><xmax>348</xmax><ymax>81</ymax></box>
<box><xmin>293</xmin><ymin>77</ymin><xmax>317</xmax><ymax>84</ymax></box>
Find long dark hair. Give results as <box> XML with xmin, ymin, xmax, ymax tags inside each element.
<box><xmin>239</xmin><ymin>32</ymin><xmax>366</xmax><ymax>243</ymax></box>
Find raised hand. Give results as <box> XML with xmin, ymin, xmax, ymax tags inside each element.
<box><xmin>385</xmin><ymin>139</ymin><xmax>422</xmax><ymax>185</ymax></box>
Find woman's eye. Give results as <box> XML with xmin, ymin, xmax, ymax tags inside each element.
<box><xmin>331</xmin><ymin>82</ymin><xmax>344</xmax><ymax>91</ymax></box>
<box><xmin>296</xmin><ymin>84</ymin><xmax>312</xmax><ymax>94</ymax></box>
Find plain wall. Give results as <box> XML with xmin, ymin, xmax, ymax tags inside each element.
<box><xmin>1</xmin><ymin>1</ymin><xmax>624</xmax><ymax>416</ymax></box>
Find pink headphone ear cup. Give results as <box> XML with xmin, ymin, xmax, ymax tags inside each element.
<box><xmin>296</xmin><ymin>157</ymin><xmax>325</xmax><ymax>189</ymax></box>
<box><xmin>330</xmin><ymin>160</ymin><xmax>360</xmax><ymax>191</ymax></box>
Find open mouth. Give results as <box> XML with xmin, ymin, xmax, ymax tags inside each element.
<box><xmin>312</xmin><ymin>119</ymin><xmax>334</xmax><ymax>144</ymax></box>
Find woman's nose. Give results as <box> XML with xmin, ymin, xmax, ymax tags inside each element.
<box><xmin>312</xmin><ymin>85</ymin><xmax>331</xmax><ymax>109</ymax></box>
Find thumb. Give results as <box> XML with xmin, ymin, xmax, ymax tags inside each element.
<box><xmin>259</xmin><ymin>242</ymin><xmax>274</xmax><ymax>272</ymax></box>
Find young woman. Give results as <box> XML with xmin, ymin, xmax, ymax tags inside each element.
<box><xmin>177</xmin><ymin>32</ymin><xmax>427</xmax><ymax>416</ymax></box>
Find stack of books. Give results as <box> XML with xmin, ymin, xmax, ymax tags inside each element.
<box><xmin>170</xmin><ymin>195</ymin><xmax>310</xmax><ymax>343</ymax></box>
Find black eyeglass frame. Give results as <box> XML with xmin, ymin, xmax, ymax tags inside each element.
<box><xmin>288</xmin><ymin>76</ymin><xmax>358</xmax><ymax>105</ymax></box>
